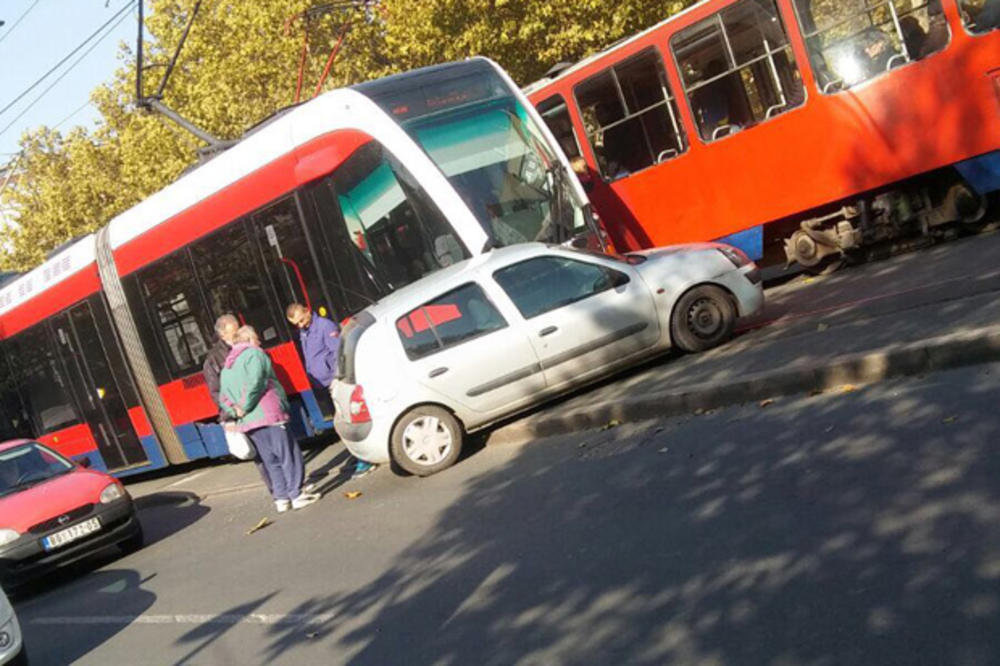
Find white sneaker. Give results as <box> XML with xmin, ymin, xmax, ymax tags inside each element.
<box><xmin>291</xmin><ymin>492</ymin><xmax>321</xmax><ymax>510</ymax></box>
<box><xmin>275</xmin><ymin>499</ymin><xmax>291</xmax><ymax>513</ymax></box>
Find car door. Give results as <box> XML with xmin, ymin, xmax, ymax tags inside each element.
<box><xmin>491</xmin><ymin>252</ymin><xmax>660</xmax><ymax>390</ymax></box>
<box><xmin>395</xmin><ymin>281</ymin><xmax>545</xmax><ymax>417</ymax></box>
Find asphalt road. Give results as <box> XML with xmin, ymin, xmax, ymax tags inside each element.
<box><xmin>13</xmin><ymin>358</ymin><xmax>1000</xmax><ymax>665</ymax></box>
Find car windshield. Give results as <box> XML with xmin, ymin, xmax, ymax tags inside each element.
<box><xmin>0</xmin><ymin>443</ymin><xmax>74</xmax><ymax>497</ymax></box>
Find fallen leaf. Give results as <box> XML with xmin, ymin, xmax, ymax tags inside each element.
<box><xmin>840</xmin><ymin>385</ymin><xmax>857</xmax><ymax>393</ymax></box>
<box><xmin>344</xmin><ymin>491</ymin><xmax>363</xmax><ymax>500</ymax></box>
<box><xmin>658</xmin><ymin>447</ymin><xmax>669</xmax><ymax>454</ymax></box>
<box><xmin>942</xmin><ymin>416</ymin><xmax>958</xmax><ymax>424</ymax></box>
<box><xmin>803</xmin><ymin>277</ymin><xmax>815</xmax><ymax>284</ymax></box>
<box><xmin>759</xmin><ymin>399</ymin><xmax>774</xmax><ymax>408</ymax></box>
<box><xmin>817</xmin><ymin>323</ymin><xmax>829</xmax><ymax>332</ymax></box>
<box><xmin>693</xmin><ymin>408</ymin><xmax>705</xmax><ymax>416</ymax></box>
<box><xmin>600</xmin><ymin>419</ymin><xmax>622</xmax><ymax>431</ymax></box>
<box><xmin>246</xmin><ymin>517</ymin><xmax>272</xmax><ymax>535</ymax></box>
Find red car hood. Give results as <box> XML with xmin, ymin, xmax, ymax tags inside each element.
<box><xmin>0</xmin><ymin>469</ymin><xmax>114</xmax><ymax>533</ymax></box>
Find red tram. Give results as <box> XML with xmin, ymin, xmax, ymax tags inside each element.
<box><xmin>0</xmin><ymin>59</ymin><xmax>599</xmax><ymax>476</ymax></box>
<box><xmin>525</xmin><ymin>0</ymin><xmax>1000</xmax><ymax>270</ymax></box>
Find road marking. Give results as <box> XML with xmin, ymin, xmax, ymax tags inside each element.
<box><xmin>163</xmin><ymin>470</ymin><xmax>211</xmax><ymax>488</ymax></box>
<box><xmin>31</xmin><ymin>613</ymin><xmax>337</xmax><ymax>626</ymax></box>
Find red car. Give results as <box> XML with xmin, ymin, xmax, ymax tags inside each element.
<box><xmin>0</xmin><ymin>440</ymin><xmax>143</xmax><ymax>591</ymax></box>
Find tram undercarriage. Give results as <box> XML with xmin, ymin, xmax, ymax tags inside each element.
<box><xmin>781</xmin><ymin>169</ymin><xmax>996</xmax><ymax>274</ymax></box>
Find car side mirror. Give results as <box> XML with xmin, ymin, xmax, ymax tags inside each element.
<box><xmin>612</xmin><ymin>271</ymin><xmax>630</xmax><ymax>288</ymax></box>
<box><xmin>77</xmin><ymin>457</ymin><xmax>92</xmax><ymax>469</ymax></box>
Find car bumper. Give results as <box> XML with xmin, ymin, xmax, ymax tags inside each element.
<box><xmin>0</xmin><ymin>615</ymin><xmax>25</xmax><ymax>666</ymax></box>
<box><xmin>333</xmin><ymin>416</ymin><xmax>391</xmax><ymax>465</ymax></box>
<box><xmin>0</xmin><ymin>500</ymin><xmax>141</xmax><ymax>590</ymax></box>
<box><xmin>716</xmin><ymin>264</ymin><xmax>765</xmax><ymax>318</ymax></box>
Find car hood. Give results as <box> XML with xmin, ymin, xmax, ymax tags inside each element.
<box><xmin>0</xmin><ymin>468</ymin><xmax>112</xmax><ymax>533</ymax></box>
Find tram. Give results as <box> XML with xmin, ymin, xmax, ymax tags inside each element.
<box><xmin>0</xmin><ymin>58</ymin><xmax>600</xmax><ymax>476</ymax></box>
<box><xmin>525</xmin><ymin>0</ymin><xmax>1000</xmax><ymax>271</ymax></box>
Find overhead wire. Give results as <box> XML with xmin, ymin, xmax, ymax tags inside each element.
<box><xmin>0</xmin><ymin>0</ymin><xmax>134</xmax><ymax>119</ymax></box>
<box><xmin>0</xmin><ymin>5</ymin><xmax>134</xmax><ymax>139</ymax></box>
<box><xmin>53</xmin><ymin>100</ymin><xmax>95</xmax><ymax>130</ymax></box>
<box><xmin>0</xmin><ymin>0</ymin><xmax>43</xmax><ymax>46</ymax></box>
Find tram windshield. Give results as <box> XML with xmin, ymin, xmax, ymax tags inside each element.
<box><xmin>356</xmin><ymin>60</ymin><xmax>590</xmax><ymax>248</ymax></box>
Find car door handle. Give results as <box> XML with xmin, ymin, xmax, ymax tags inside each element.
<box><xmin>539</xmin><ymin>326</ymin><xmax>558</xmax><ymax>337</ymax></box>
<box><xmin>428</xmin><ymin>367</ymin><xmax>449</xmax><ymax>378</ymax></box>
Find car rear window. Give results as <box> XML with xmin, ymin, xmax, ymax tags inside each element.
<box><xmin>337</xmin><ymin>311</ymin><xmax>376</xmax><ymax>384</ymax></box>
<box><xmin>396</xmin><ymin>283</ymin><xmax>507</xmax><ymax>360</ymax></box>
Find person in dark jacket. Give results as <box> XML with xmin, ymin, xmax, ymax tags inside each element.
<box><xmin>220</xmin><ymin>326</ymin><xmax>320</xmax><ymax>513</ymax></box>
<box><xmin>286</xmin><ymin>303</ymin><xmax>377</xmax><ymax>479</ymax></box>
<box><xmin>204</xmin><ymin>314</ymin><xmax>239</xmax><ymax>409</ymax></box>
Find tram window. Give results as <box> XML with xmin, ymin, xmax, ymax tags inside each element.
<box><xmin>672</xmin><ymin>0</ymin><xmax>805</xmax><ymax>142</ymax></box>
<box><xmin>190</xmin><ymin>221</ymin><xmax>280</xmax><ymax>344</ymax></box>
<box><xmin>573</xmin><ymin>49</ymin><xmax>687</xmax><ymax>180</ymax></box>
<box><xmin>3</xmin><ymin>326</ymin><xmax>81</xmax><ymax>434</ymax></box>
<box><xmin>326</xmin><ymin>141</ymin><xmax>467</xmax><ymax>289</ymax></box>
<box><xmin>253</xmin><ymin>197</ymin><xmax>329</xmax><ymax>336</ymax></box>
<box><xmin>123</xmin><ymin>275</ymin><xmax>170</xmax><ymax>385</ymax></box>
<box><xmin>793</xmin><ymin>0</ymin><xmax>952</xmax><ymax>93</ymax></box>
<box><xmin>959</xmin><ymin>0</ymin><xmax>1000</xmax><ymax>33</ymax></box>
<box><xmin>0</xmin><ymin>345</ymin><xmax>33</xmax><ymax>438</ymax></box>
<box><xmin>536</xmin><ymin>96</ymin><xmax>582</xmax><ymax>160</ymax></box>
<box><xmin>300</xmin><ymin>179</ymin><xmax>383</xmax><ymax>317</ymax></box>
<box><xmin>137</xmin><ymin>252</ymin><xmax>212</xmax><ymax>377</ymax></box>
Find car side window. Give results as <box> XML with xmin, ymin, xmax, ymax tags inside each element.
<box><xmin>396</xmin><ymin>283</ymin><xmax>507</xmax><ymax>360</ymax></box>
<box><xmin>493</xmin><ymin>256</ymin><xmax>629</xmax><ymax>319</ymax></box>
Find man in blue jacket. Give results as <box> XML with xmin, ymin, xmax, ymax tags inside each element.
<box><xmin>287</xmin><ymin>302</ymin><xmax>377</xmax><ymax>479</ymax></box>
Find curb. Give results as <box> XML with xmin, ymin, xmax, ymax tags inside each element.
<box><xmin>489</xmin><ymin>325</ymin><xmax>1000</xmax><ymax>444</ymax></box>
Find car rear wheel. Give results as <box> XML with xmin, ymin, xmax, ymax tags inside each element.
<box><xmin>670</xmin><ymin>285</ymin><xmax>736</xmax><ymax>353</ymax></box>
<box><xmin>390</xmin><ymin>406</ymin><xmax>463</xmax><ymax>477</ymax></box>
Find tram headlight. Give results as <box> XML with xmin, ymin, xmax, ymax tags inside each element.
<box><xmin>100</xmin><ymin>483</ymin><xmax>125</xmax><ymax>504</ymax></box>
<box><xmin>0</xmin><ymin>529</ymin><xmax>19</xmax><ymax>548</ymax></box>
<box><xmin>718</xmin><ymin>246</ymin><xmax>750</xmax><ymax>268</ymax></box>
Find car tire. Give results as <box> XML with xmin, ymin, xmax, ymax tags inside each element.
<box><xmin>390</xmin><ymin>406</ymin><xmax>463</xmax><ymax>477</ymax></box>
<box><xmin>670</xmin><ymin>284</ymin><xmax>736</xmax><ymax>353</ymax></box>
<box><xmin>120</xmin><ymin>522</ymin><xmax>145</xmax><ymax>554</ymax></box>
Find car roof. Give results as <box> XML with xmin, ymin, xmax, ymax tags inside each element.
<box><xmin>363</xmin><ymin>242</ymin><xmax>570</xmax><ymax>320</ymax></box>
<box><xmin>0</xmin><ymin>439</ymin><xmax>36</xmax><ymax>452</ymax></box>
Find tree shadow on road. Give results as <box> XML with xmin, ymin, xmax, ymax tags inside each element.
<box><xmin>251</xmin><ymin>365</ymin><xmax>1000</xmax><ymax>664</ymax></box>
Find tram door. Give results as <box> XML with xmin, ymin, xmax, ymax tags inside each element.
<box><xmin>51</xmin><ymin>302</ymin><xmax>148</xmax><ymax>471</ymax></box>
<box><xmin>252</xmin><ymin>196</ymin><xmax>336</xmax><ymax>417</ymax></box>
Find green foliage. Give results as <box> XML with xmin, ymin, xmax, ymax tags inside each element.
<box><xmin>0</xmin><ymin>0</ymin><xmax>697</xmax><ymax>271</ymax></box>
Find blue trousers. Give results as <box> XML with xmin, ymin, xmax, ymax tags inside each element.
<box><xmin>248</xmin><ymin>425</ymin><xmax>304</xmax><ymax>501</ymax></box>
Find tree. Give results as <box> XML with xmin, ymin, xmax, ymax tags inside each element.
<box><xmin>0</xmin><ymin>0</ymin><xmax>696</xmax><ymax>271</ymax></box>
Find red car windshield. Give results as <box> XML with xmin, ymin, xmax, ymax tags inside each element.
<box><xmin>0</xmin><ymin>443</ymin><xmax>74</xmax><ymax>497</ymax></box>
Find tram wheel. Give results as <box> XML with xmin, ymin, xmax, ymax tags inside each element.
<box><xmin>804</xmin><ymin>255</ymin><xmax>844</xmax><ymax>276</ymax></box>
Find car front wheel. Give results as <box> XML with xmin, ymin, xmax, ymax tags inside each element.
<box><xmin>670</xmin><ymin>284</ymin><xmax>736</xmax><ymax>353</ymax></box>
<box><xmin>390</xmin><ymin>406</ymin><xmax>463</xmax><ymax>477</ymax></box>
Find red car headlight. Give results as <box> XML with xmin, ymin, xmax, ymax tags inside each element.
<box><xmin>99</xmin><ymin>483</ymin><xmax>125</xmax><ymax>504</ymax></box>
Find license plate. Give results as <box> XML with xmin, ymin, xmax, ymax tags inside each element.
<box><xmin>42</xmin><ymin>517</ymin><xmax>102</xmax><ymax>551</ymax></box>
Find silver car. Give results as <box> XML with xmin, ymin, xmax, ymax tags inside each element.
<box><xmin>333</xmin><ymin>242</ymin><xmax>764</xmax><ymax>476</ymax></box>
<box><xmin>0</xmin><ymin>586</ymin><xmax>24</xmax><ymax>666</ymax></box>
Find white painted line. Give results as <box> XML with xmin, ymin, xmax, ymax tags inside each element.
<box><xmin>32</xmin><ymin>613</ymin><xmax>337</xmax><ymax>626</ymax></box>
<box><xmin>163</xmin><ymin>470</ymin><xmax>211</xmax><ymax>489</ymax></box>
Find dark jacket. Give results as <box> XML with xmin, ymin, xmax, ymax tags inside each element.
<box><xmin>299</xmin><ymin>313</ymin><xmax>341</xmax><ymax>387</ymax></box>
<box><xmin>203</xmin><ymin>338</ymin><xmax>231</xmax><ymax>408</ymax></box>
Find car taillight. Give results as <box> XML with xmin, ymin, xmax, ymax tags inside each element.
<box><xmin>349</xmin><ymin>385</ymin><xmax>371</xmax><ymax>424</ymax></box>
